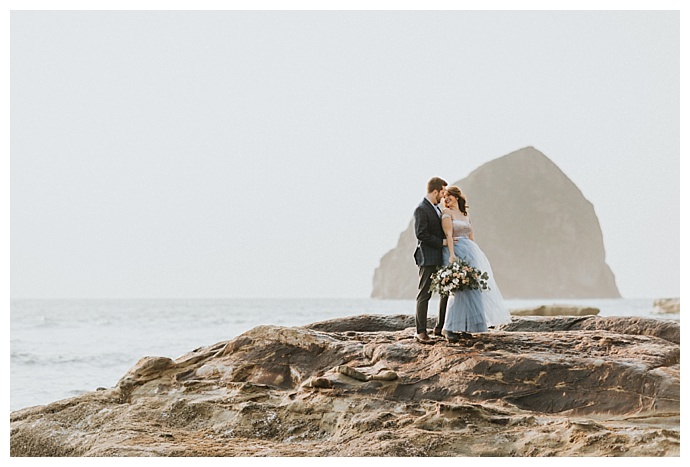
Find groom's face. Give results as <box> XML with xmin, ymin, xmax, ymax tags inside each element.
<box><xmin>436</xmin><ymin>188</ymin><xmax>447</xmax><ymax>205</ymax></box>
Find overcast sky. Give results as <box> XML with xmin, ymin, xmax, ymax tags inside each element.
<box><xmin>10</xmin><ymin>9</ymin><xmax>680</xmax><ymax>299</ymax></box>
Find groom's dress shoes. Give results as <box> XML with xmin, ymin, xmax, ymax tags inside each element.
<box><xmin>431</xmin><ymin>328</ymin><xmax>443</xmax><ymax>337</ymax></box>
<box><xmin>414</xmin><ymin>332</ymin><xmax>433</xmax><ymax>344</ymax></box>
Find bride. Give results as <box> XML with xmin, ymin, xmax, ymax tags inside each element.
<box><xmin>440</xmin><ymin>186</ymin><xmax>511</xmax><ymax>340</ymax></box>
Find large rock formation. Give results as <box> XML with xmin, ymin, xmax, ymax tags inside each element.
<box><xmin>10</xmin><ymin>315</ymin><xmax>679</xmax><ymax>457</ymax></box>
<box><xmin>372</xmin><ymin>147</ymin><xmax>621</xmax><ymax>299</ymax></box>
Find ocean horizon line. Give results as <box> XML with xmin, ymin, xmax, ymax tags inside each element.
<box><xmin>10</xmin><ymin>295</ymin><xmax>676</xmax><ymax>301</ymax></box>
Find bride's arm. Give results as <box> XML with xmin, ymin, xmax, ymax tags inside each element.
<box><xmin>468</xmin><ymin>214</ymin><xmax>475</xmax><ymax>241</ymax></box>
<box><xmin>441</xmin><ymin>211</ymin><xmax>457</xmax><ymax>263</ymax></box>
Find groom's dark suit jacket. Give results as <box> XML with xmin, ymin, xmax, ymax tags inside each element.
<box><xmin>413</xmin><ymin>198</ymin><xmax>445</xmax><ymax>267</ymax></box>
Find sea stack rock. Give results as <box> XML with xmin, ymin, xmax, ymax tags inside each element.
<box><xmin>372</xmin><ymin>147</ymin><xmax>620</xmax><ymax>299</ymax></box>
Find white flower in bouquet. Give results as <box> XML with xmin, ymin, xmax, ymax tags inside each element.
<box><xmin>430</xmin><ymin>257</ymin><xmax>490</xmax><ymax>296</ymax></box>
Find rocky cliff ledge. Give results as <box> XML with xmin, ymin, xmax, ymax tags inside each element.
<box><xmin>10</xmin><ymin>315</ymin><xmax>679</xmax><ymax>457</ymax></box>
<box><xmin>372</xmin><ymin>147</ymin><xmax>621</xmax><ymax>299</ymax></box>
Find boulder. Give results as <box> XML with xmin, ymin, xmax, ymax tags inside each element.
<box><xmin>509</xmin><ymin>305</ymin><xmax>599</xmax><ymax>317</ymax></box>
<box><xmin>653</xmin><ymin>298</ymin><xmax>679</xmax><ymax>314</ymax></box>
<box><xmin>371</xmin><ymin>147</ymin><xmax>621</xmax><ymax>299</ymax></box>
<box><xmin>10</xmin><ymin>315</ymin><xmax>679</xmax><ymax>457</ymax></box>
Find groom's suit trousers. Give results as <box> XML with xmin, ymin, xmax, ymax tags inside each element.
<box><xmin>416</xmin><ymin>266</ymin><xmax>448</xmax><ymax>333</ymax></box>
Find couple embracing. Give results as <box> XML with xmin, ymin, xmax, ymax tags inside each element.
<box><xmin>413</xmin><ymin>177</ymin><xmax>511</xmax><ymax>344</ymax></box>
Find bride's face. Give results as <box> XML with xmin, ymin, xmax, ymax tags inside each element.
<box><xmin>444</xmin><ymin>195</ymin><xmax>457</xmax><ymax>209</ymax></box>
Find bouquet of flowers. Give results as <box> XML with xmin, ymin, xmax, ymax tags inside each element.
<box><xmin>430</xmin><ymin>258</ymin><xmax>490</xmax><ymax>296</ymax></box>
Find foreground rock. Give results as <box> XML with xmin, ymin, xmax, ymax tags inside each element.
<box><xmin>10</xmin><ymin>315</ymin><xmax>679</xmax><ymax>457</ymax></box>
<box><xmin>371</xmin><ymin>146</ymin><xmax>621</xmax><ymax>299</ymax></box>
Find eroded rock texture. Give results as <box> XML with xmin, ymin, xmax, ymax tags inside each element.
<box><xmin>10</xmin><ymin>315</ymin><xmax>678</xmax><ymax>457</ymax></box>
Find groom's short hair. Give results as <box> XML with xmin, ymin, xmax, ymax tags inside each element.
<box><xmin>427</xmin><ymin>177</ymin><xmax>447</xmax><ymax>193</ymax></box>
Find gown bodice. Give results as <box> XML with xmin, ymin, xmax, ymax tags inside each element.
<box><xmin>443</xmin><ymin>215</ymin><xmax>472</xmax><ymax>238</ymax></box>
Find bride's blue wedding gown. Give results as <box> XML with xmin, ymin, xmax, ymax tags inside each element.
<box><xmin>442</xmin><ymin>216</ymin><xmax>511</xmax><ymax>332</ymax></box>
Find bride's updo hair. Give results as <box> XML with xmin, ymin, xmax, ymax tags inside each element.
<box><xmin>446</xmin><ymin>186</ymin><xmax>468</xmax><ymax>215</ymax></box>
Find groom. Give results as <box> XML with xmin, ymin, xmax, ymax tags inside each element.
<box><xmin>413</xmin><ymin>177</ymin><xmax>451</xmax><ymax>344</ymax></box>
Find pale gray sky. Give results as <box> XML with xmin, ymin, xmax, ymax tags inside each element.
<box><xmin>10</xmin><ymin>10</ymin><xmax>680</xmax><ymax>299</ymax></box>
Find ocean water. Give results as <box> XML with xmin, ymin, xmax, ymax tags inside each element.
<box><xmin>9</xmin><ymin>297</ymin><xmax>677</xmax><ymax>412</ymax></box>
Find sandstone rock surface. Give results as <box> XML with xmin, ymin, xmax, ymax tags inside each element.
<box><xmin>10</xmin><ymin>315</ymin><xmax>679</xmax><ymax>457</ymax></box>
<box><xmin>653</xmin><ymin>298</ymin><xmax>680</xmax><ymax>314</ymax></box>
<box><xmin>509</xmin><ymin>305</ymin><xmax>599</xmax><ymax>317</ymax></box>
<box><xmin>371</xmin><ymin>147</ymin><xmax>621</xmax><ymax>299</ymax></box>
